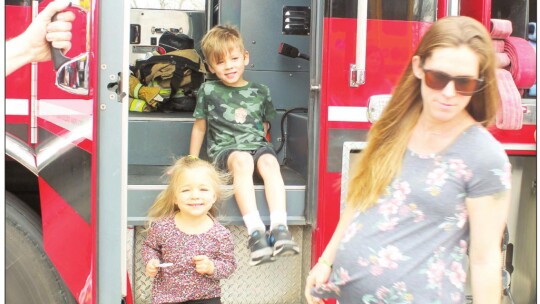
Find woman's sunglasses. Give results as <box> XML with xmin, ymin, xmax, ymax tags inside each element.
<box><xmin>422</xmin><ymin>68</ymin><xmax>484</xmax><ymax>96</ymax></box>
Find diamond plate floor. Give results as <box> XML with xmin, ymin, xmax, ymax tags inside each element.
<box><xmin>130</xmin><ymin>225</ymin><xmax>311</xmax><ymax>304</ymax></box>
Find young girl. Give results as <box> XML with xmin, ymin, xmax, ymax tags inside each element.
<box><xmin>142</xmin><ymin>156</ymin><xmax>236</xmax><ymax>304</ymax></box>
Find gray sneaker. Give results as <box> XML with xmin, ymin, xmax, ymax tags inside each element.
<box><xmin>268</xmin><ymin>225</ymin><xmax>300</xmax><ymax>257</ymax></box>
<box><xmin>247</xmin><ymin>230</ymin><xmax>274</xmax><ymax>266</ymax></box>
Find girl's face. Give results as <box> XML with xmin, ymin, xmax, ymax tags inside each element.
<box><xmin>412</xmin><ymin>46</ymin><xmax>481</xmax><ymax>124</ymax></box>
<box><xmin>175</xmin><ymin>168</ymin><xmax>217</xmax><ymax>218</ymax></box>
<box><xmin>208</xmin><ymin>46</ymin><xmax>249</xmax><ymax>87</ymax></box>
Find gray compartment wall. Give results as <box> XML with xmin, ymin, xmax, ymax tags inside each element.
<box><xmin>128</xmin><ymin>112</ymin><xmax>287</xmax><ymax>165</ymax></box>
<box><xmin>129</xmin><ymin>9</ymin><xmax>206</xmax><ymax>65</ymax></box>
<box><xmin>217</xmin><ymin>0</ymin><xmax>311</xmax><ymax>110</ymax></box>
<box><xmin>285</xmin><ymin>112</ymin><xmax>308</xmax><ymax>178</ymax></box>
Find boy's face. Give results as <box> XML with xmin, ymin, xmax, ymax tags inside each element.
<box><xmin>208</xmin><ymin>47</ymin><xmax>249</xmax><ymax>87</ymax></box>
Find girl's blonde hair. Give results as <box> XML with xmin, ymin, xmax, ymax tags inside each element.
<box><xmin>347</xmin><ymin>16</ymin><xmax>499</xmax><ymax>211</ymax></box>
<box><xmin>201</xmin><ymin>24</ymin><xmax>246</xmax><ymax>66</ymax></box>
<box><xmin>145</xmin><ymin>156</ymin><xmax>231</xmax><ymax>228</ymax></box>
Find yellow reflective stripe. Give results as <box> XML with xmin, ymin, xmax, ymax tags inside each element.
<box><xmin>159</xmin><ymin>88</ymin><xmax>171</xmax><ymax>95</ymax></box>
<box><xmin>130</xmin><ymin>98</ymin><xmax>146</xmax><ymax>112</ymax></box>
<box><xmin>133</xmin><ymin>83</ymin><xmax>143</xmax><ymax>99</ymax></box>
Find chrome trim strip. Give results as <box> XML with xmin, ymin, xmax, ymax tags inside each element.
<box><xmin>502</xmin><ymin>143</ymin><xmax>536</xmax><ymax>151</ymax></box>
<box><xmin>341</xmin><ymin>141</ymin><xmax>368</xmax><ymax>209</ymax></box>
<box><xmin>31</xmin><ymin>2</ymin><xmax>38</xmax><ymax>144</ymax></box>
<box><xmin>6</xmin><ymin>134</ymin><xmax>38</xmax><ymax>176</ymax></box>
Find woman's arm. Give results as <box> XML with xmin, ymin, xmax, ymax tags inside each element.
<box><xmin>466</xmin><ymin>190</ymin><xmax>511</xmax><ymax>304</ymax></box>
<box><xmin>305</xmin><ymin>204</ymin><xmax>357</xmax><ymax>304</ymax></box>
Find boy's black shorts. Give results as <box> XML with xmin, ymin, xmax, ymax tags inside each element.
<box><xmin>214</xmin><ymin>146</ymin><xmax>277</xmax><ymax>175</ymax></box>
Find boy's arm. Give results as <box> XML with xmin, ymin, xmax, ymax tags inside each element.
<box><xmin>189</xmin><ymin>118</ymin><xmax>207</xmax><ymax>157</ymax></box>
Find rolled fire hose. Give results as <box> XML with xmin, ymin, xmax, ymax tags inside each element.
<box><xmin>495</xmin><ymin>52</ymin><xmax>511</xmax><ymax>68</ymax></box>
<box><xmin>495</xmin><ymin>69</ymin><xmax>523</xmax><ymax>130</ymax></box>
<box><xmin>492</xmin><ymin>39</ymin><xmax>505</xmax><ymax>53</ymax></box>
<box><xmin>490</xmin><ymin>19</ymin><xmax>513</xmax><ymax>39</ymax></box>
<box><xmin>503</xmin><ymin>36</ymin><xmax>537</xmax><ymax>89</ymax></box>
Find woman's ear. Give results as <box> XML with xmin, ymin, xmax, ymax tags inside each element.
<box><xmin>411</xmin><ymin>55</ymin><xmax>423</xmax><ymax>79</ymax></box>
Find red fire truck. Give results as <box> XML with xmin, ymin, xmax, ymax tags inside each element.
<box><xmin>5</xmin><ymin>0</ymin><xmax>536</xmax><ymax>303</ymax></box>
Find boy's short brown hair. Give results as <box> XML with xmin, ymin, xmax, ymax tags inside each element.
<box><xmin>201</xmin><ymin>24</ymin><xmax>246</xmax><ymax>66</ymax></box>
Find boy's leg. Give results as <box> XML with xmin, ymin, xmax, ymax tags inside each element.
<box><xmin>256</xmin><ymin>152</ymin><xmax>300</xmax><ymax>256</ymax></box>
<box><xmin>227</xmin><ymin>151</ymin><xmax>273</xmax><ymax>265</ymax></box>
<box><xmin>255</xmin><ymin>153</ymin><xmax>286</xmax><ymax>227</ymax></box>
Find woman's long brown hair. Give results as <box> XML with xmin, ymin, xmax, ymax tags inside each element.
<box><xmin>346</xmin><ymin>16</ymin><xmax>499</xmax><ymax>211</ymax></box>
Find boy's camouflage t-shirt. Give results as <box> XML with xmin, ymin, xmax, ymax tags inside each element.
<box><xmin>193</xmin><ymin>80</ymin><xmax>277</xmax><ymax>160</ymax></box>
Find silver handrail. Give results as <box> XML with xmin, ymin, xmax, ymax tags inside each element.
<box><xmin>349</xmin><ymin>0</ymin><xmax>368</xmax><ymax>87</ymax></box>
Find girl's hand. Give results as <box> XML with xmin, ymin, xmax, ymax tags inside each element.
<box><xmin>193</xmin><ymin>255</ymin><xmax>215</xmax><ymax>275</ymax></box>
<box><xmin>145</xmin><ymin>259</ymin><xmax>160</xmax><ymax>277</ymax></box>
<box><xmin>305</xmin><ymin>262</ymin><xmax>332</xmax><ymax>304</ymax></box>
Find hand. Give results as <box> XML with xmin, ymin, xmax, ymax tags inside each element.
<box><xmin>25</xmin><ymin>0</ymin><xmax>76</xmax><ymax>62</ymax></box>
<box><xmin>7</xmin><ymin>0</ymin><xmax>76</xmax><ymax>75</ymax></box>
<box><xmin>305</xmin><ymin>262</ymin><xmax>332</xmax><ymax>304</ymax></box>
<box><xmin>193</xmin><ymin>255</ymin><xmax>215</xmax><ymax>276</ymax></box>
<box><xmin>145</xmin><ymin>259</ymin><xmax>160</xmax><ymax>277</ymax></box>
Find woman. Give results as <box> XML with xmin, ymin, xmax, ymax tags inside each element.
<box><xmin>305</xmin><ymin>16</ymin><xmax>511</xmax><ymax>304</ymax></box>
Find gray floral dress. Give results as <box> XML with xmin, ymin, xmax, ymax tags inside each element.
<box><xmin>312</xmin><ymin>125</ymin><xmax>511</xmax><ymax>304</ymax></box>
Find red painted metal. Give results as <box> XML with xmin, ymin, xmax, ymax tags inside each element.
<box><xmin>6</xmin><ymin>0</ymin><xmax>101</xmax><ymax>301</ymax></box>
<box><xmin>460</xmin><ymin>0</ymin><xmax>492</xmax><ymax>29</ymax></box>
<box><xmin>5</xmin><ymin>4</ymin><xmax>32</xmax><ymax>143</ymax></box>
<box><xmin>39</xmin><ymin>178</ymin><xmax>92</xmax><ymax>300</ymax></box>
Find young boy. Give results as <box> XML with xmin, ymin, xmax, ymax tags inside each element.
<box><xmin>189</xmin><ymin>25</ymin><xmax>299</xmax><ymax>266</ymax></box>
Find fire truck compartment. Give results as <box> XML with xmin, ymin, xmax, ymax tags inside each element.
<box><xmin>127</xmin><ymin>111</ymin><xmax>308</xmax><ymax>226</ymax></box>
<box><xmin>127</xmin><ymin>110</ymin><xmax>311</xmax><ymax>303</ymax></box>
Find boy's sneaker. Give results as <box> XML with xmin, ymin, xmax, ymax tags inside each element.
<box><xmin>268</xmin><ymin>225</ymin><xmax>300</xmax><ymax>257</ymax></box>
<box><xmin>247</xmin><ymin>230</ymin><xmax>274</xmax><ymax>266</ymax></box>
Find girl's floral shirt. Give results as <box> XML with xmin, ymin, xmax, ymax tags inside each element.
<box><xmin>141</xmin><ymin>216</ymin><xmax>236</xmax><ymax>304</ymax></box>
<box><xmin>313</xmin><ymin>125</ymin><xmax>511</xmax><ymax>304</ymax></box>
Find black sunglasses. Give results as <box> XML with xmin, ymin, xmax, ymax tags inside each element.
<box><xmin>422</xmin><ymin>68</ymin><xmax>484</xmax><ymax>96</ymax></box>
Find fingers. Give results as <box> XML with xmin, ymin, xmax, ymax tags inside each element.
<box><xmin>305</xmin><ymin>273</ymin><xmax>317</xmax><ymax>304</ymax></box>
<box><xmin>46</xmin><ymin>12</ymin><xmax>75</xmax><ymax>33</ymax></box>
<box><xmin>192</xmin><ymin>255</ymin><xmax>206</xmax><ymax>262</ymax></box>
<box><xmin>145</xmin><ymin>259</ymin><xmax>160</xmax><ymax>277</ymax></box>
<box><xmin>193</xmin><ymin>255</ymin><xmax>214</xmax><ymax>275</ymax></box>
<box><xmin>36</xmin><ymin>0</ymin><xmax>71</xmax><ymax>22</ymax></box>
<box><xmin>44</xmin><ymin>10</ymin><xmax>74</xmax><ymax>53</ymax></box>
<box><xmin>39</xmin><ymin>0</ymin><xmax>72</xmax><ymax>22</ymax></box>
<box><xmin>305</xmin><ymin>269</ymin><xmax>327</xmax><ymax>304</ymax></box>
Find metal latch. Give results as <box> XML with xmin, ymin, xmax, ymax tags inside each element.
<box><xmin>107</xmin><ymin>72</ymin><xmax>127</xmax><ymax>102</ymax></box>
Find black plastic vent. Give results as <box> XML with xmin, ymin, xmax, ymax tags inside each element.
<box><xmin>282</xmin><ymin>6</ymin><xmax>311</xmax><ymax>35</ymax></box>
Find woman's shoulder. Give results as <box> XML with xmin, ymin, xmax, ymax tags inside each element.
<box><xmin>465</xmin><ymin>125</ymin><xmax>506</xmax><ymax>151</ymax></box>
<box><xmin>457</xmin><ymin>124</ymin><xmax>508</xmax><ymax>163</ymax></box>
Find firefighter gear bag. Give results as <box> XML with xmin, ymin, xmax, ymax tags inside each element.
<box><xmin>131</xmin><ymin>48</ymin><xmax>206</xmax><ymax>112</ymax></box>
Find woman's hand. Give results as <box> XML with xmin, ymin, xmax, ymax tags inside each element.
<box><xmin>305</xmin><ymin>262</ymin><xmax>332</xmax><ymax>304</ymax></box>
<box><xmin>145</xmin><ymin>259</ymin><xmax>160</xmax><ymax>277</ymax></box>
